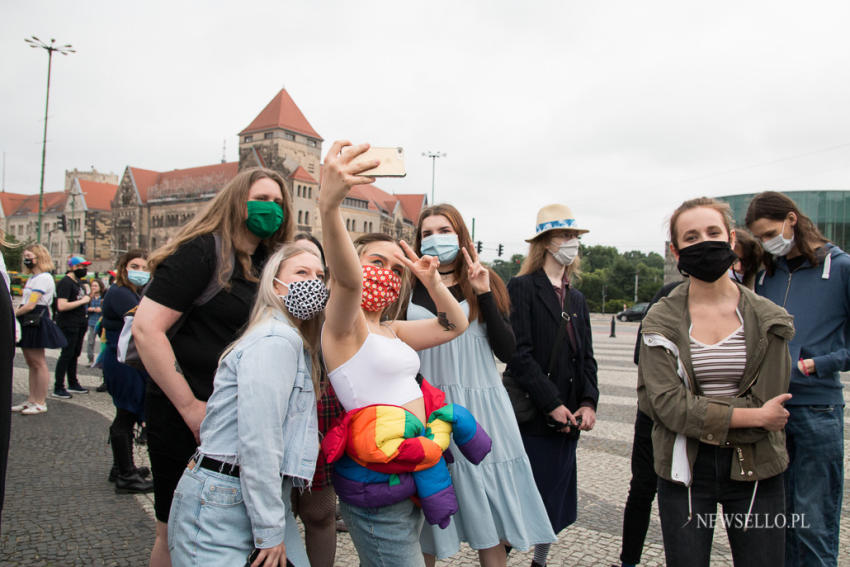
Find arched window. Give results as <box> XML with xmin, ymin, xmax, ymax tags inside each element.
<box><xmin>298</xmin><ymin>211</ymin><xmax>303</xmax><ymax>224</ymax></box>
<box><xmin>304</xmin><ymin>211</ymin><xmax>309</xmax><ymax>224</ymax></box>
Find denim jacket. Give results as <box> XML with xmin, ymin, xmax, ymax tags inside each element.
<box><xmin>198</xmin><ymin>311</ymin><xmax>319</xmax><ymax>548</ymax></box>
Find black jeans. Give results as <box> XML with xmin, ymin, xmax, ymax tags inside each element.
<box><xmin>619</xmin><ymin>409</ymin><xmax>657</xmax><ymax>564</ymax></box>
<box><xmin>657</xmin><ymin>443</ymin><xmax>785</xmax><ymax>567</ymax></box>
<box><xmin>55</xmin><ymin>322</ymin><xmax>87</xmax><ymax>390</ymax></box>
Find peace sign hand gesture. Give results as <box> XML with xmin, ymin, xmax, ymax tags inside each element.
<box><xmin>397</xmin><ymin>240</ymin><xmax>440</xmax><ymax>289</ymax></box>
<box><xmin>462</xmin><ymin>246</ymin><xmax>490</xmax><ymax>294</ymax></box>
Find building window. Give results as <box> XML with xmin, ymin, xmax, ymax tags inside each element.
<box><xmin>298</xmin><ymin>211</ymin><xmax>303</xmax><ymax>224</ymax></box>
<box><xmin>308</xmin><ymin>139</ymin><xmax>317</xmax><ymax>148</ymax></box>
<box><xmin>264</xmin><ymin>132</ymin><xmax>273</xmax><ymax>140</ymax></box>
<box><xmin>304</xmin><ymin>211</ymin><xmax>309</xmax><ymax>224</ymax></box>
<box><xmin>308</xmin><ymin>187</ymin><xmax>312</xmax><ymax>199</ymax></box>
<box><xmin>285</xmin><ymin>132</ymin><xmax>295</xmax><ymax>141</ymax></box>
<box><xmin>151</xmin><ymin>237</ymin><xmax>157</xmax><ymax>250</ymax></box>
<box><xmin>244</xmin><ymin>135</ymin><xmax>253</xmax><ymax>143</ymax></box>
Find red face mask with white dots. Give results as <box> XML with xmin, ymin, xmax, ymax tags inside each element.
<box><xmin>360</xmin><ymin>264</ymin><xmax>401</xmax><ymax>312</ymax></box>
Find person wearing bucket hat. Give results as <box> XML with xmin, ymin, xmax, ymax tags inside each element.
<box><xmin>52</xmin><ymin>255</ymin><xmax>93</xmax><ymax>398</ymax></box>
<box><xmin>506</xmin><ymin>203</ymin><xmax>598</xmax><ymax>567</ymax></box>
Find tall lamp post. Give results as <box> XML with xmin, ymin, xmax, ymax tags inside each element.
<box><xmin>25</xmin><ymin>36</ymin><xmax>75</xmax><ymax>244</ymax></box>
<box><xmin>422</xmin><ymin>151</ymin><xmax>445</xmax><ymax>204</ymax></box>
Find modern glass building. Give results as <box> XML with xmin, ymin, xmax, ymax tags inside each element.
<box><xmin>718</xmin><ymin>190</ymin><xmax>850</xmax><ymax>252</ymax></box>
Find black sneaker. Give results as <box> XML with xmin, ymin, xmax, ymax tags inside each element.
<box><xmin>109</xmin><ymin>465</ymin><xmax>150</xmax><ymax>483</ymax></box>
<box><xmin>51</xmin><ymin>389</ymin><xmax>72</xmax><ymax>399</ymax></box>
<box><xmin>67</xmin><ymin>384</ymin><xmax>89</xmax><ymax>394</ymax></box>
<box><xmin>96</xmin><ymin>382</ymin><xmax>108</xmax><ymax>392</ymax></box>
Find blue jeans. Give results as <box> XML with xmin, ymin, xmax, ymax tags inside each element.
<box><xmin>785</xmin><ymin>404</ymin><xmax>845</xmax><ymax>567</ymax></box>
<box><xmin>168</xmin><ymin>460</ymin><xmax>309</xmax><ymax>566</ymax></box>
<box><xmin>339</xmin><ymin>498</ymin><xmax>425</xmax><ymax>567</ymax></box>
<box><xmin>657</xmin><ymin>443</ymin><xmax>785</xmax><ymax>567</ymax></box>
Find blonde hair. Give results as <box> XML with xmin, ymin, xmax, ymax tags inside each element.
<box><xmin>23</xmin><ymin>244</ymin><xmax>54</xmax><ymax>273</ymax></box>
<box><xmin>148</xmin><ymin>168</ymin><xmax>294</xmax><ymax>289</ymax></box>
<box><xmin>221</xmin><ymin>244</ymin><xmax>323</xmax><ymax>393</ymax></box>
<box><xmin>518</xmin><ymin>233</ymin><xmax>582</xmax><ymax>279</ymax></box>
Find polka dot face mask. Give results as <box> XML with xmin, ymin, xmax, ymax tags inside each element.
<box><xmin>360</xmin><ymin>264</ymin><xmax>401</xmax><ymax>312</ymax></box>
<box><xmin>274</xmin><ymin>278</ymin><xmax>329</xmax><ymax>320</ymax></box>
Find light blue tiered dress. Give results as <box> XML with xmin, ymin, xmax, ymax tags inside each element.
<box><xmin>408</xmin><ymin>300</ymin><xmax>556</xmax><ymax>559</ymax></box>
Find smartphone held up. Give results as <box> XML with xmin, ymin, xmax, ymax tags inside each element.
<box><xmin>359</xmin><ymin>146</ymin><xmax>406</xmax><ymax>177</ymax></box>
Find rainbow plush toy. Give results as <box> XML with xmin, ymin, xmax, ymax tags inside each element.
<box><xmin>323</xmin><ymin>379</ymin><xmax>492</xmax><ymax>528</ymax></box>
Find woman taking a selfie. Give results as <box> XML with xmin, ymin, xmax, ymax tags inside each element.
<box><xmin>505</xmin><ymin>204</ymin><xmax>599</xmax><ymax>567</ymax></box>
<box><xmin>411</xmin><ymin>204</ymin><xmax>554</xmax><ymax>566</ymax></box>
<box><xmin>637</xmin><ymin>197</ymin><xmax>793</xmax><ymax>567</ymax></box>
<box><xmin>12</xmin><ymin>244</ymin><xmax>66</xmax><ymax>415</ymax></box>
<box><xmin>318</xmin><ymin>141</ymin><xmax>470</xmax><ymax>566</ymax></box>
<box><xmin>133</xmin><ymin>167</ymin><xmax>293</xmax><ymax>567</ymax></box>
<box><xmin>168</xmin><ymin>244</ymin><xmax>325</xmax><ymax>567</ymax></box>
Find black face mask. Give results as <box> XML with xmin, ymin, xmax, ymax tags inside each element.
<box><xmin>73</xmin><ymin>267</ymin><xmax>88</xmax><ymax>279</ymax></box>
<box><xmin>23</xmin><ymin>258</ymin><xmax>35</xmax><ymax>268</ymax></box>
<box><xmin>677</xmin><ymin>241</ymin><xmax>738</xmax><ymax>282</ymax></box>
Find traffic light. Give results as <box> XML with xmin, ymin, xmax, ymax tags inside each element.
<box><xmin>497</xmin><ymin>244</ymin><xmax>504</xmax><ymax>257</ymax></box>
<box><xmin>476</xmin><ymin>241</ymin><xmax>483</xmax><ymax>254</ymax></box>
<box><xmin>57</xmin><ymin>214</ymin><xmax>67</xmax><ymax>231</ymax></box>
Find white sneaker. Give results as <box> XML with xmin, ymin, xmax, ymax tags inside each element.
<box><xmin>11</xmin><ymin>401</ymin><xmax>34</xmax><ymax>412</ymax></box>
<box><xmin>21</xmin><ymin>403</ymin><xmax>47</xmax><ymax>415</ymax></box>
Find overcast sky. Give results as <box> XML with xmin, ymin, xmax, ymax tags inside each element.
<box><xmin>3</xmin><ymin>1</ymin><xmax>850</xmax><ymax>261</ymax></box>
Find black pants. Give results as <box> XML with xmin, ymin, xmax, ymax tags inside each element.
<box><xmin>619</xmin><ymin>409</ymin><xmax>657</xmax><ymax>564</ymax></box>
<box><xmin>657</xmin><ymin>443</ymin><xmax>785</xmax><ymax>567</ymax></box>
<box><xmin>55</xmin><ymin>322</ymin><xmax>87</xmax><ymax>390</ymax></box>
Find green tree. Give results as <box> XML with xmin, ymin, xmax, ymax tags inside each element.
<box><xmin>1</xmin><ymin>233</ymin><xmax>25</xmax><ymax>271</ymax></box>
<box><xmin>490</xmin><ymin>253</ymin><xmax>524</xmax><ymax>284</ymax></box>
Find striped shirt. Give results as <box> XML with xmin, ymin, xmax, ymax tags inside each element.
<box><xmin>690</xmin><ymin>312</ymin><xmax>747</xmax><ymax>398</ymax></box>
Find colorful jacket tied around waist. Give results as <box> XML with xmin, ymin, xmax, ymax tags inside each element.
<box><xmin>322</xmin><ymin>378</ymin><xmax>492</xmax><ymax>528</ymax></box>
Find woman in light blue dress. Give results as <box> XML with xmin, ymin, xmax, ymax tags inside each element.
<box><xmin>410</xmin><ymin>204</ymin><xmax>555</xmax><ymax>567</ymax></box>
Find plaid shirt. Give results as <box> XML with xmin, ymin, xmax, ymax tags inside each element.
<box><xmin>313</xmin><ymin>382</ymin><xmax>345</xmax><ymax>489</ymax></box>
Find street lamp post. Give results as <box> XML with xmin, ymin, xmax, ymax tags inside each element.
<box><xmin>25</xmin><ymin>36</ymin><xmax>75</xmax><ymax>244</ymax></box>
<box><xmin>422</xmin><ymin>151</ymin><xmax>445</xmax><ymax>204</ymax></box>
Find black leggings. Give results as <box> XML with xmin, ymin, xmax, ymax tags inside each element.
<box><xmin>55</xmin><ymin>323</ymin><xmax>87</xmax><ymax>390</ymax></box>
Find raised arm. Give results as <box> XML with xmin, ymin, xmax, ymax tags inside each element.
<box><xmin>318</xmin><ymin>142</ymin><xmax>378</xmax><ymax>344</ymax></box>
<box><xmin>391</xmin><ymin>240</ymin><xmax>469</xmax><ymax>351</ymax></box>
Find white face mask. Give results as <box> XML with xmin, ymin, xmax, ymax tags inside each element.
<box><xmin>550</xmin><ymin>238</ymin><xmax>580</xmax><ymax>266</ymax></box>
<box><xmin>274</xmin><ymin>277</ymin><xmax>329</xmax><ymax>320</ymax></box>
<box><xmin>763</xmin><ymin>220</ymin><xmax>795</xmax><ymax>257</ymax></box>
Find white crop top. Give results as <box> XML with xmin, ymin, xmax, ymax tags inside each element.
<box><xmin>328</xmin><ymin>332</ymin><xmax>422</xmax><ymax>412</ymax></box>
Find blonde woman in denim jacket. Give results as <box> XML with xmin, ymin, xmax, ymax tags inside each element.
<box><xmin>168</xmin><ymin>244</ymin><xmax>327</xmax><ymax>567</ymax></box>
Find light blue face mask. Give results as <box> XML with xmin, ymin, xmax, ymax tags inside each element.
<box><xmin>127</xmin><ymin>270</ymin><xmax>151</xmax><ymax>287</ymax></box>
<box><xmin>420</xmin><ymin>233</ymin><xmax>460</xmax><ymax>264</ymax></box>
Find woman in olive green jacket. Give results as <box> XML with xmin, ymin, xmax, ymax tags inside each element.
<box><xmin>636</xmin><ymin>197</ymin><xmax>794</xmax><ymax>567</ymax></box>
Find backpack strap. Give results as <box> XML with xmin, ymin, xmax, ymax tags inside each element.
<box><xmin>193</xmin><ymin>233</ymin><xmax>234</xmax><ymax>307</ymax></box>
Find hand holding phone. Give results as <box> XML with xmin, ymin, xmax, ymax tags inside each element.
<box><xmin>245</xmin><ymin>547</ymin><xmax>295</xmax><ymax>567</ymax></box>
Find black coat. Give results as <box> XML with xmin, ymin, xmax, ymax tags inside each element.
<box><xmin>506</xmin><ymin>269</ymin><xmax>599</xmax><ymax>435</ymax></box>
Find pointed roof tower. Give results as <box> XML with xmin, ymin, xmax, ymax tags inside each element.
<box><xmin>239</xmin><ymin>89</ymin><xmax>322</xmax><ymax>140</ymax></box>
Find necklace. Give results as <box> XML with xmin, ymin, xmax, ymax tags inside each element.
<box><xmin>438</xmin><ymin>270</ymin><xmax>454</xmax><ymax>275</ymax></box>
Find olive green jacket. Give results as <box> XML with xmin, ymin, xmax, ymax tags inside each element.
<box><xmin>636</xmin><ymin>282</ymin><xmax>794</xmax><ymax>485</ymax></box>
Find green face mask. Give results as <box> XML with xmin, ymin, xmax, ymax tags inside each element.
<box><xmin>246</xmin><ymin>200</ymin><xmax>284</xmax><ymax>238</ymax></box>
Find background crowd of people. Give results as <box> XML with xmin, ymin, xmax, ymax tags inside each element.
<box><xmin>1</xmin><ymin>142</ymin><xmax>846</xmax><ymax>567</ymax></box>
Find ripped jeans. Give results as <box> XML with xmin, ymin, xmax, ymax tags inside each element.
<box><xmin>657</xmin><ymin>443</ymin><xmax>785</xmax><ymax>567</ymax></box>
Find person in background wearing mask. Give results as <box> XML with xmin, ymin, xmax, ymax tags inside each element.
<box><xmin>101</xmin><ymin>249</ymin><xmax>154</xmax><ymax>494</ymax></box>
<box><xmin>132</xmin><ymin>167</ymin><xmax>294</xmax><ymax>567</ymax></box>
<box><xmin>52</xmin><ymin>256</ymin><xmax>92</xmax><ymax>399</ymax></box>
<box><xmin>638</xmin><ymin>197</ymin><xmax>793</xmax><ymax>567</ymax></box>
<box><xmin>412</xmin><ymin>204</ymin><xmax>555</xmax><ymax>567</ymax></box>
<box><xmin>730</xmin><ymin>229</ymin><xmax>764</xmax><ymax>289</ymax></box>
<box><xmin>746</xmin><ymin>191</ymin><xmax>847</xmax><ymax>567</ymax></box>
<box><xmin>85</xmin><ymin>279</ymin><xmax>104</xmax><ymax>366</ymax></box>
<box><xmin>12</xmin><ymin>245</ymin><xmax>67</xmax><ymax>415</ymax></box>
<box><xmin>505</xmin><ymin>204</ymin><xmax>599</xmax><ymax>567</ymax></box>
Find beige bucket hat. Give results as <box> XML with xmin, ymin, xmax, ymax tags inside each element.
<box><xmin>526</xmin><ymin>203</ymin><xmax>590</xmax><ymax>242</ymax></box>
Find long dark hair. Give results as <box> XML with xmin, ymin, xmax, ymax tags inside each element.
<box><xmin>733</xmin><ymin>229</ymin><xmax>763</xmax><ymax>288</ymax></box>
<box><xmin>414</xmin><ymin>204</ymin><xmax>510</xmax><ymax>321</ymax></box>
<box><xmin>115</xmin><ymin>249</ymin><xmax>148</xmax><ymax>292</ymax></box>
<box><xmin>745</xmin><ymin>191</ymin><xmax>827</xmax><ymax>275</ymax></box>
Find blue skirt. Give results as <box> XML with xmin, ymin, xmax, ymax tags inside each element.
<box><xmin>17</xmin><ymin>306</ymin><xmax>68</xmax><ymax>349</ymax></box>
<box><xmin>103</xmin><ymin>341</ymin><xmax>148</xmax><ymax>419</ymax></box>
<box><xmin>521</xmin><ymin>433</ymin><xmax>578</xmax><ymax>534</ymax></box>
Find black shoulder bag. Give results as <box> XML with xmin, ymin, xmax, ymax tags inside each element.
<box><xmin>503</xmin><ymin>291</ymin><xmax>577</xmax><ymax>424</ymax></box>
